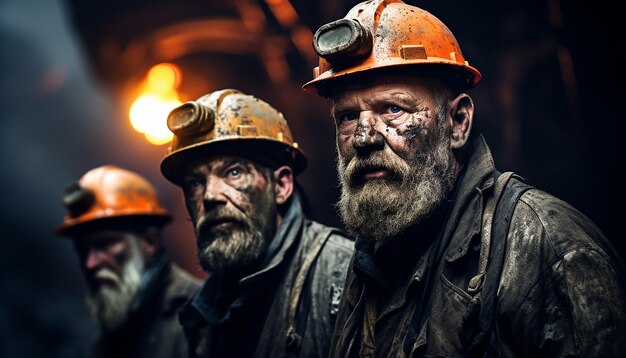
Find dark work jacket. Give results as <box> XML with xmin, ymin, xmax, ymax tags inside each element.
<box><xmin>179</xmin><ymin>196</ymin><xmax>354</xmax><ymax>358</ymax></box>
<box><xmin>92</xmin><ymin>253</ymin><xmax>202</xmax><ymax>358</ymax></box>
<box><xmin>330</xmin><ymin>133</ymin><xmax>626</xmax><ymax>357</ymax></box>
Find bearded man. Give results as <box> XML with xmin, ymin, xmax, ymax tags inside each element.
<box><xmin>56</xmin><ymin>165</ymin><xmax>201</xmax><ymax>358</ymax></box>
<box><xmin>302</xmin><ymin>0</ymin><xmax>626</xmax><ymax>356</ymax></box>
<box><xmin>160</xmin><ymin>89</ymin><xmax>354</xmax><ymax>357</ymax></box>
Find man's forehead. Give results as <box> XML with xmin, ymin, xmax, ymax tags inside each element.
<box><xmin>74</xmin><ymin>229</ymin><xmax>132</xmax><ymax>245</ymax></box>
<box><xmin>330</xmin><ymin>74</ymin><xmax>438</xmax><ymax>102</ymax></box>
<box><xmin>184</xmin><ymin>154</ymin><xmax>260</xmax><ymax>173</ymax></box>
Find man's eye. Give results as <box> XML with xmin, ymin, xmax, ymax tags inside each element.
<box><xmin>94</xmin><ymin>239</ymin><xmax>116</xmax><ymax>250</ymax></box>
<box><xmin>183</xmin><ymin>179</ymin><xmax>202</xmax><ymax>192</ymax></box>
<box><xmin>228</xmin><ymin>168</ymin><xmax>242</xmax><ymax>178</ymax></box>
<box><xmin>387</xmin><ymin>105</ymin><xmax>403</xmax><ymax>114</ymax></box>
<box><xmin>337</xmin><ymin>112</ymin><xmax>359</xmax><ymax>123</ymax></box>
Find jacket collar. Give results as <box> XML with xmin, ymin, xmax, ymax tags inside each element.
<box><xmin>353</xmin><ymin>237</ymin><xmax>390</xmax><ymax>290</ymax></box>
<box><xmin>190</xmin><ymin>195</ymin><xmax>305</xmax><ymax>325</ymax></box>
<box><xmin>443</xmin><ymin>133</ymin><xmax>497</xmax><ymax>262</ymax></box>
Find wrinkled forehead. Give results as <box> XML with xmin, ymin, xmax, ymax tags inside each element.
<box><xmin>330</xmin><ymin>73</ymin><xmax>445</xmax><ymax>103</ymax></box>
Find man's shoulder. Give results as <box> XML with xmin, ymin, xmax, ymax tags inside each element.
<box><xmin>299</xmin><ymin>219</ymin><xmax>354</xmax><ymax>283</ymax></box>
<box><xmin>303</xmin><ymin>219</ymin><xmax>354</xmax><ymax>253</ymax></box>
<box><xmin>515</xmin><ymin>188</ymin><xmax>602</xmax><ymax>237</ymax></box>
<box><xmin>170</xmin><ymin>263</ymin><xmax>203</xmax><ymax>290</ymax></box>
<box><xmin>506</xmin><ymin>185</ymin><xmax>616</xmax><ymax>262</ymax></box>
<box><xmin>299</xmin><ymin>221</ymin><xmax>353</xmax><ymax>315</ymax></box>
<box><xmin>162</xmin><ymin>263</ymin><xmax>203</xmax><ymax>311</ymax></box>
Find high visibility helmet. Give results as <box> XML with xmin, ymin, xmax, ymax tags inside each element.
<box><xmin>160</xmin><ymin>89</ymin><xmax>307</xmax><ymax>185</ymax></box>
<box><xmin>302</xmin><ymin>0</ymin><xmax>482</xmax><ymax>96</ymax></box>
<box><xmin>56</xmin><ymin>165</ymin><xmax>171</xmax><ymax>236</ymax></box>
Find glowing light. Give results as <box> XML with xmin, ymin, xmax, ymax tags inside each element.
<box><xmin>130</xmin><ymin>63</ymin><xmax>182</xmax><ymax>145</ymax></box>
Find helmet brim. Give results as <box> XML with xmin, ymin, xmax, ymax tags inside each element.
<box><xmin>160</xmin><ymin>138</ymin><xmax>307</xmax><ymax>186</ymax></box>
<box><xmin>56</xmin><ymin>213</ymin><xmax>172</xmax><ymax>237</ymax></box>
<box><xmin>303</xmin><ymin>61</ymin><xmax>482</xmax><ymax>97</ymax></box>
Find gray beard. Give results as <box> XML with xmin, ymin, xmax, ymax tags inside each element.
<box><xmin>85</xmin><ymin>239</ymin><xmax>144</xmax><ymax>332</ymax></box>
<box><xmin>336</xmin><ymin>125</ymin><xmax>457</xmax><ymax>244</ymax></box>
<box><xmin>195</xmin><ymin>186</ymin><xmax>277</xmax><ymax>276</ymax></box>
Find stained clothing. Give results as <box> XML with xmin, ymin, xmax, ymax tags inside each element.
<box><xmin>92</xmin><ymin>253</ymin><xmax>202</xmax><ymax>358</ymax></box>
<box><xmin>330</xmin><ymin>133</ymin><xmax>626</xmax><ymax>357</ymax></box>
<box><xmin>179</xmin><ymin>196</ymin><xmax>354</xmax><ymax>358</ymax></box>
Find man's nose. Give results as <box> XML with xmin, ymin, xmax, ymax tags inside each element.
<box><xmin>353</xmin><ymin>112</ymin><xmax>384</xmax><ymax>152</ymax></box>
<box><xmin>203</xmin><ymin>176</ymin><xmax>229</xmax><ymax>206</ymax></box>
<box><xmin>85</xmin><ymin>249</ymin><xmax>106</xmax><ymax>271</ymax></box>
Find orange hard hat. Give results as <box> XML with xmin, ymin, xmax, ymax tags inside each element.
<box><xmin>302</xmin><ymin>0</ymin><xmax>482</xmax><ymax>96</ymax></box>
<box><xmin>56</xmin><ymin>165</ymin><xmax>171</xmax><ymax>236</ymax></box>
<box><xmin>160</xmin><ymin>89</ymin><xmax>307</xmax><ymax>185</ymax></box>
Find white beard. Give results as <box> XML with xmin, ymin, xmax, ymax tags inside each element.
<box><xmin>336</xmin><ymin>121</ymin><xmax>456</xmax><ymax>244</ymax></box>
<box><xmin>85</xmin><ymin>239</ymin><xmax>144</xmax><ymax>332</ymax></box>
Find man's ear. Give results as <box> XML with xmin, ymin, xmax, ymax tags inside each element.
<box><xmin>448</xmin><ymin>93</ymin><xmax>474</xmax><ymax>149</ymax></box>
<box><xmin>273</xmin><ymin>165</ymin><xmax>294</xmax><ymax>205</ymax></box>
<box><xmin>139</xmin><ymin>227</ymin><xmax>161</xmax><ymax>259</ymax></box>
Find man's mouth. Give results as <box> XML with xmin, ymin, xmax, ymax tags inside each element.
<box><xmin>209</xmin><ymin>220</ymin><xmax>237</xmax><ymax>231</ymax></box>
<box><xmin>352</xmin><ymin>166</ymin><xmax>393</xmax><ymax>186</ymax></box>
<box><xmin>94</xmin><ymin>278</ymin><xmax>116</xmax><ymax>288</ymax></box>
<box><xmin>89</xmin><ymin>272</ymin><xmax>119</xmax><ymax>290</ymax></box>
<box><xmin>362</xmin><ymin>168</ymin><xmax>388</xmax><ymax>180</ymax></box>
<box><xmin>199</xmin><ymin>217</ymin><xmax>241</xmax><ymax>235</ymax></box>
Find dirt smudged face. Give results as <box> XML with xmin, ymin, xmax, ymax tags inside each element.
<box><xmin>331</xmin><ymin>75</ymin><xmax>457</xmax><ymax>244</ymax></box>
<box><xmin>396</xmin><ymin>109</ymin><xmax>430</xmax><ymax>144</ymax></box>
<box><xmin>182</xmin><ymin>155</ymin><xmax>277</xmax><ymax>275</ymax></box>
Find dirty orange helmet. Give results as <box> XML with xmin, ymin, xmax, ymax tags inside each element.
<box><xmin>160</xmin><ymin>89</ymin><xmax>307</xmax><ymax>185</ymax></box>
<box><xmin>302</xmin><ymin>0</ymin><xmax>482</xmax><ymax>96</ymax></box>
<box><xmin>56</xmin><ymin>165</ymin><xmax>171</xmax><ymax>236</ymax></box>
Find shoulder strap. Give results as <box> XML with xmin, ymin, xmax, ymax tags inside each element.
<box><xmin>478</xmin><ymin>172</ymin><xmax>532</xmax><ymax>356</ymax></box>
<box><xmin>468</xmin><ymin>172</ymin><xmax>514</xmax><ymax>294</ymax></box>
<box><xmin>285</xmin><ymin>225</ymin><xmax>334</xmax><ymax>351</ymax></box>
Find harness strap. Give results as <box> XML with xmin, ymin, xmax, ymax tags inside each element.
<box><xmin>285</xmin><ymin>226</ymin><xmax>334</xmax><ymax>351</ymax></box>
<box><xmin>478</xmin><ymin>172</ymin><xmax>532</xmax><ymax>356</ymax></box>
<box><xmin>468</xmin><ymin>172</ymin><xmax>515</xmax><ymax>294</ymax></box>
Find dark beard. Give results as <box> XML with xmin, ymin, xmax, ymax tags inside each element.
<box><xmin>336</xmin><ymin>124</ymin><xmax>457</xmax><ymax>244</ymax></box>
<box><xmin>195</xmin><ymin>187</ymin><xmax>277</xmax><ymax>276</ymax></box>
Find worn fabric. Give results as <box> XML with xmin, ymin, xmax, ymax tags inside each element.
<box><xmin>179</xmin><ymin>195</ymin><xmax>354</xmax><ymax>358</ymax></box>
<box><xmin>92</xmin><ymin>254</ymin><xmax>202</xmax><ymax>358</ymax></box>
<box><xmin>331</xmin><ymin>133</ymin><xmax>626</xmax><ymax>357</ymax></box>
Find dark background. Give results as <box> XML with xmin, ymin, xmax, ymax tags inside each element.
<box><xmin>1</xmin><ymin>0</ymin><xmax>624</xmax><ymax>356</ymax></box>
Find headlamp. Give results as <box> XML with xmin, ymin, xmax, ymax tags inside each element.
<box><xmin>167</xmin><ymin>101</ymin><xmax>215</xmax><ymax>137</ymax></box>
<box><xmin>62</xmin><ymin>182</ymin><xmax>95</xmax><ymax>218</ymax></box>
<box><xmin>313</xmin><ymin>19</ymin><xmax>372</xmax><ymax>65</ymax></box>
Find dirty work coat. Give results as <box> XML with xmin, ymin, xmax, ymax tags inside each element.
<box><xmin>92</xmin><ymin>253</ymin><xmax>202</xmax><ymax>358</ymax></box>
<box><xmin>179</xmin><ymin>196</ymin><xmax>354</xmax><ymax>358</ymax></box>
<box><xmin>330</xmin><ymin>133</ymin><xmax>626</xmax><ymax>357</ymax></box>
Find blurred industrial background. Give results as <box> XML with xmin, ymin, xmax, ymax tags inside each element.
<box><xmin>1</xmin><ymin>0</ymin><xmax>624</xmax><ymax>356</ymax></box>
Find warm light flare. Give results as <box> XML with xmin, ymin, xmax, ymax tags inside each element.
<box><xmin>130</xmin><ymin>63</ymin><xmax>183</xmax><ymax>145</ymax></box>
<box><xmin>147</xmin><ymin>64</ymin><xmax>180</xmax><ymax>92</ymax></box>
